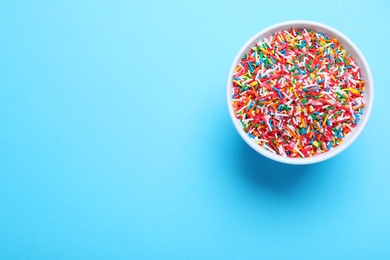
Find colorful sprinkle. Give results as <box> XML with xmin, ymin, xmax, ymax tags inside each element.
<box><xmin>232</xmin><ymin>28</ymin><xmax>365</xmax><ymax>158</ymax></box>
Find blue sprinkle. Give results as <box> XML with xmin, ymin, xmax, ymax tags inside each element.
<box><xmin>318</xmin><ymin>32</ymin><xmax>327</xmax><ymax>38</ymax></box>
<box><xmin>253</xmin><ymin>51</ymin><xmax>260</xmax><ymax>66</ymax></box>
<box><xmin>327</xmin><ymin>141</ymin><xmax>333</xmax><ymax>150</ymax></box>
<box><xmin>354</xmin><ymin>117</ymin><xmax>360</xmax><ymax>124</ymax></box>
<box><xmin>248</xmin><ymin>62</ymin><xmax>254</xmax><ymax>72</ymax></box>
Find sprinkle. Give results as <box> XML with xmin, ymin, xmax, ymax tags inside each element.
<box><xmin>232</xmin><ymin>28</ymin><xmax>365</xmax><ymax>158</ymax></box>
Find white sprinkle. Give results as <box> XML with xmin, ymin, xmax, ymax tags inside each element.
<box><xmin>264</xmin><ymin>38</ymin><xmax>270</xmax><ymax>48</ymax></box>
<box><xmin>349</xmin><ymin>101</ymin><xmax>355</xmax><ymax>120</ymax></box>
<box><xmin>294</xmin><ymin>111</ymin><xmax>302</xmax><ymax>116</ymax></box>
<box><xmin>302</xmin><ymin>83</ymin><xmax>316</xmax><ymax>89</ymax></box>
<box><xmin>274</xmin><ymin>113</ymin><xmax>289</xmax><ymax>117</ymax></box>
<box><xmin>243</xmin><ymin>116</ymin><xmax>253</xmax><ymax>123</ymax></box>
<box><xmin>278</xmin><ymin>145</ymin><xmax>286</xmax><ymax>156</ymax></box>
<box><xmin>265</xmin><ymin>144</ymin><xmax>277</xmax><ymax>154</ymax></box>
<box><xmin>295</xmin><ymin>148</ymin><xmax>305</xmax><ymax>158</ymax></box>
<box><xmin>282</xmin><ymin>91</ymin><xmax>293</xmax><ymax>101</ymax></box>
<box><xmin>256</xmin><ymin>68</ymin><xmax>261</xmax><ymax>79</ymax></box>
<box><xmin>284</xmin><ymin>30</ymin><xmax>294</xmax><ymax>38</ymax></box>
<box><xmin>287</xmin><ymin>124</ymin><xmax>296</xmax><ymax>132</ymax></box>
<box><xmin>277</xmin><ymin>50</ymin><xmax>285</xmax><ymax>57</ymax></box>
<box><xmin>236</xmin><ymin>105</ymin><xmax>246</xmax><ymax>114</ymax></box>
<box><xmin>266</xmin><ymin>119</ymin><xmax>272</xmax><ymax>131</ymax></box>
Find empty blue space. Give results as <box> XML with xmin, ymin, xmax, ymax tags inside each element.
<box><xmin>1</xmin><ymin>0</ymin><xmax>389</xmax><ymax>259</ymax></box>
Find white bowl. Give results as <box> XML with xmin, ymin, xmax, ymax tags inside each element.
<box><xmin>226</xmin><ymin>20</ymin><xmax>374</xmax><ymax>165</ymax></box>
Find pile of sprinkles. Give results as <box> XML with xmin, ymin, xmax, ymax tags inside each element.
<box><xmin>232</xmin><ymin>28</ymin><xmax>365</xmax><ymax>158</ymax></box>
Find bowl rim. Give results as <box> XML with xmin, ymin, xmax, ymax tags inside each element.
<box><xmin>226</xmin><ymin>20</ymin><xmax>374</xmax><ymax>165</ymax></box>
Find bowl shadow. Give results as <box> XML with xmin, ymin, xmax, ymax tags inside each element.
<box><xmin>234</xmin><ymin>140</ymin><xmax>316</xmax><ymax>196</ymax></box>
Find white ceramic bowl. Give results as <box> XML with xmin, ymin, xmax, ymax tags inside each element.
<box><xmin>226</xmin><ymin>20</ymin><xmax>374</xmax><ymax>164</ymax></box>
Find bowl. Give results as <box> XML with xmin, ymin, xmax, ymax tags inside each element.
<box><xmin>226</xmin><ymin>20</ymin><xmax>374</xmax><ymax>164</ymax></box>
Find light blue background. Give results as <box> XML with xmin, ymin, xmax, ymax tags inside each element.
<box><xmin>1</xmin><ymin>0</ymin><xmax>389</xmax><ymax>259</ymax></box>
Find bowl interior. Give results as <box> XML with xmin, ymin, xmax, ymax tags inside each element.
<box><xmin>227</xmin><ymin>20</ymin><xmax>373</xmax><ymax>165</ymax></box>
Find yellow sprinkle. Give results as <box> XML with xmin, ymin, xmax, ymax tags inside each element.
<box><xmin>342</xmin><ymin>88</ymin><xmax>360</xmax><ymax>94</ymax></box>
<box><xmin>293</xmin><ymin>88</ymin><xmax>299</xmax><ymax>99</ymax></box>
<box><xmin>233</xmin><ymin>80</ymin><xmax>242</xmax><ymax>86</ymax></box>
<box><xmin>323</xmin><ymin>114</ymin><xmax>329</xmax><ymax>126</ymax></box>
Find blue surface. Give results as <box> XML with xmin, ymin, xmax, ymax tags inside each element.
<box><xmin>1</xmin><ymin>0</ymin><xmax>390</xmax><ymax>259</ymax></box>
